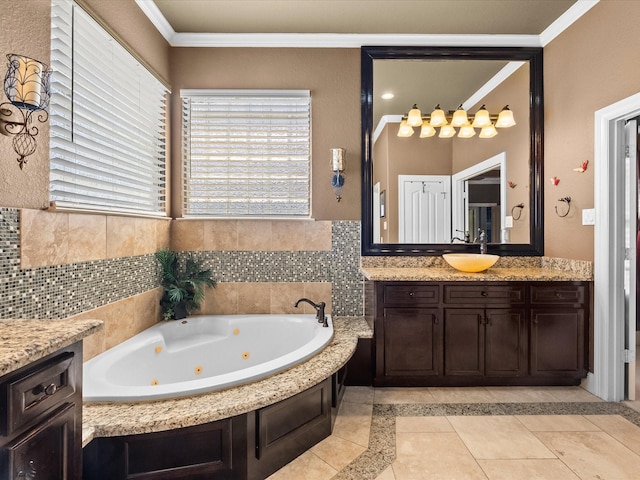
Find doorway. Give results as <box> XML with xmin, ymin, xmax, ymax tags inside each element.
<box><xmin>590</xmin><ymin>92</ymin><xmax>640</xmax><ymax>402</ymax></box>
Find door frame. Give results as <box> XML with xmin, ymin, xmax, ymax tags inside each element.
<box><xmin>451</xmin><ymin>152</ymin><xmax>507</xmax><ymax>243</ymax></box>
<box><xmin>589</xmin><ymin>92</ymin><xmax>640</xmax><ymax>401</ymax></box>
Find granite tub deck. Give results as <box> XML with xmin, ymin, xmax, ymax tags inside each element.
<box><xmin>360</xmin><ymin>255</ymin><xmax>593</xmax><ymax>282</ymax></box>
<box><xmin>82</xmin><ymin>316</ymin><xmax>372</xmax><ymax>443</ymax></box>
<box><xmin>0</xmin><ymin>317</ymin><xmax>103</xmax><ymax>377</ymax></box>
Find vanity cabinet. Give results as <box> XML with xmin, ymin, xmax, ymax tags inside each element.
<box><xmin>372</xmin><ymin>281</ymin><xmax>589</xmax><ymax>387</ymax></box>
<box><xmin>0</xmin><ymin>342</ymin><xmax>82</xmax><ymax>480</ymax></box>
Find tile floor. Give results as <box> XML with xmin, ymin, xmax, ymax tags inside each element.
<box><xmin>268</xmin><ymin>385</ymin><xmax>640</xmax><ymax>480</ymax></box>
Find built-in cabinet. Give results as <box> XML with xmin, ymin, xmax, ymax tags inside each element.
<box><xmin>372</xmin><ymin>281</ymin><xmax>590</xmax><ymax>387</ymax></box>
<box><xmin>0</xmin><ymin>342</ymin><xmax>82</xmax><ymax>480</ymax></box>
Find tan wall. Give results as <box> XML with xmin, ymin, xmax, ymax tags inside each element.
<box><xmin>168</xmin><ymin>47</ymin><xmax>361</xmax><ymax>220</ymax></box>
<box><xmin>544</xmin><ymin>0</ymin><xmax>640</xmax><ymax>260</ymax></box>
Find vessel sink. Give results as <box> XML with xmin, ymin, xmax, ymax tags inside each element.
<box><xmin>442</xmin><ymin>253</ymin><xmax>500</xmax><ymax>273</ymax></box>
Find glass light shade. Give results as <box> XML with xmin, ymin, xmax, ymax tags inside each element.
<box><xmin>479</xmin><ymin>124</ymin><xmax>498</xmax><ymax>138</ymax></box>
<box><xmin>458</xmin><ymin>124</ymin><xmax>476</xmax><ymax>138</ymax></box>
<box><xmin>471</xmin><ymin>106</ymin><xmax>491</xmax><ymax>128</ymax></box>
<box><xmin>397</xmin><ymin>119</ymin><xmax>414</xmax><ymax>137</ymax></box>
<box><xmin>407</xmin><ymin>104</ymin><xmax>423</xmax><ymax>127</ymax></box>
<box><xmin>438</xmin><ymin>124</ymin><xmax>456</xmax><ymax>138</ymax></box>
<box><xmin>429</xmin><ymin>105</ymin><xmax>447</xmax><ymax>127</ymax></box>
<box><xmin>495</xmin><ymin>106</ymin><xmax>516</xmax><ymax>128</ymax></box>
<box><xmin>450</xmin><ymin>105</ymin><xmax>468</xmax><ymax>127</ymax></box>
<box><xmin>419</xmin><ymin>121</ymin><xmax>436</xmax><ymax>138</ymax></box>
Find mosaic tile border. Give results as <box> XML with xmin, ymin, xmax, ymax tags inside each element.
<box><xmin>334</xmin><ymin>401</ymin><xmax>640</xmax><ymax>480</ymax></box>
<box><xmin>0</xmin><ymin>209</ymin><xmax>363</xmax><ymax>319</ymax></box>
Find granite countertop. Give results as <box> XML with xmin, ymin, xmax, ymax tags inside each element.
<box><xmin>360</xmin><ymin>267</ymin><xmax>593</xmax><ymax>282</ymax></box>
<box><xmin>0</xmin><ymin>318</ymin><xmax>103</xmax><ymax>377</ymax></box>
<box><xmin>360</xmin><ymin>256</ymin><xmax>593</xmax><ymax>282</ymax></box>
<box><xmin>83</xmin><ymin>316</ymin><xmax>372</xmax><ymax>441</ymax></box>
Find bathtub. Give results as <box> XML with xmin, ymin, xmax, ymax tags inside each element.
<box><xmin>83</xmin><ymin>314</ymin><xmax>333</xmax><ymax>402</ymax></box>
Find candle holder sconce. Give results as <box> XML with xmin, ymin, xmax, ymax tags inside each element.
<box><xmin>330</xmin><ymin>148</ymin><xmax>346</xmax><ymax>202</ymax></box>
<box><xmin>0</xmin><ymin>54</ymin><xmax>52</xmax><ymax>169</ymax></box>
<box><xmin>555</xmin><ymin>196</ymin><xmax>572</xmax><ymax>218</ymax></box>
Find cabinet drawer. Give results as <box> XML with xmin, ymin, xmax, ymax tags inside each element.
<box><xmin>383</xmin><ymin>284</ymin><xmax>439</xmax><ymax>305</ymax></box>
<box><xmin>444</xmin><ymin>285</ymin><xmax>525</xmax><ymax>305</ymax></box>
<box><xmin>2</xmin><ymin>352</ymin><xmax>76</xmax><ymax>436</ymax></box>
<box><xmin>530</xmin><ymin>285</ymin><xmax>585</xmax><ymax>304</ymax></box>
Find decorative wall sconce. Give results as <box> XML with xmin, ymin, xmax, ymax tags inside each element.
<box><xmin>330</xmin><ymin>148</ymin><xmax>346</xmax><ymax>202</ymax></box>
<box><xmin>511</xmin><ymin>203</ymin><xmax>525</xmax><ymax>221</ymax></box>
<box><xmin>0</xmin><ymin>54</ymin><xmax>52</xmax><ymax>169</ymax></box>
<box><xmin>397</xmin><ymin>104</ymin><xmax>515</xmax><ymax>139</ymax></box>
<box><xmin>555</xmin><ymin>196</ymin><xmax>572</xmax><ymax>217</ymax></box>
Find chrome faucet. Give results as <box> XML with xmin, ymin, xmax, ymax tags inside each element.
<box><xmin>294</xmin><ymin>298</ymin><xmax>328</xmax><ymax>327</ymax></box>
<box><xmin>475</xmin><ymin>228</ymin><xmax>487</xmax><ymax>254</ymax></box>
<box><xmin>451</xmin><ymin>230</ymin><xmax>470</xmax><ymax>243</ymax></box>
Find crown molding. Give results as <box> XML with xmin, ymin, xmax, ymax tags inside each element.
<box><xmin>462</xmin><ymin>61</ymin><xmax>526</xmax><ymax>110</ymax></box>
<box><xmin>539</xmin><ymin>0</ymin><xmax>599</xmax><ymax>47</ymax></box>
<box><xmin>374</xmin><ymin>115</ymin><xmax>403</xmax><ymax>143</ymax></box>
<box><xmin>136</xmin><ymin>0</ymin><xmax>599</xmax><ymax>48</ymax></box>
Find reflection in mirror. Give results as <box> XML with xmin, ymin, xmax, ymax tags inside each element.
<box><xmin>361</xmin><ymin>47</ymin><xmax>543</xmax><ymax>256</ymax></box>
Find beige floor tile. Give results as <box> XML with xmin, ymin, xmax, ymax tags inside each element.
<box><xmin>515</xmin><ymin>415</ymin><xmax>600</xmax><ymax>432</ymax></box>
<box><xmin>343</xmin><ymin>386</ymin><xmax>375</xmax><ymax>404</ymax></box>
<box><xmin>374</xmin><ymin>387</ymin><xmax>437</xmax><ymax>404</ymax></box>
<box><xmin>396</xmin><ymin>416</ymin><xmax>454</xmax><ymax>433</ymax></box>
<box><xmin>310</xmin><ymin>435</ymin><xmax>366</xmax><ymax>471</ymax></box>
<box><xmin>394</xmin><ymin>432</ymin><xmax>488</xmax><ymax>480</ymax></box>
<box><xmin>477</xmin><ymin>459</ymin><xmax>580</xmax><ymax>479</ymax></box>
<box><xmin>429</xmin><ymin>387</ymin><xmax>496</xmax><ymax>403</ymax></box>
<box><xmin>586</xmin><ymin>415</ymin><xmax>640</xmax><ymax>455</ymax></box>
<box><xmin>375</xmin><ymin>465</ymin><xmax>396</xmax><ymax>480</ymax></box>
<box><xmin>485</xmin><ymin>386</ymin><xmax>560</xmax><ymax>403</ymax></box>
<box><xmin>540</xmin><ymin>386</ymin><xmax>603</xmax><ymax>402</ymax></box>
<box><xmin>448</xmin><ymin>416</ymin><xmax>555</xmax><ymax>460</ymax></box>
<box><xmin>536</xmin><ymin>431</ymin><xmax>640</xmax><ymax>480</ymax></box>
<box><xmin>622</xmin><ymin>400</ymin><xmax>640</xmax><ymax>413</ymax></box>
<box><xmin>266</xmin><ymin>451</ymin><xmax>337</xmax><ymax>480</ymax></box>
<box><xmin>331</xmin><ymin>401</ymin><xmax>373</xmax><ymax>447</ymax></box>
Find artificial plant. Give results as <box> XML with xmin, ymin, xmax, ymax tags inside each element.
<box><xmin>155</xmin><ymin>248</ymin><xmax>216</xmax><ymax>320</ymax></box>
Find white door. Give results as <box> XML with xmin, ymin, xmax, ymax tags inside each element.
<box><xmin>398</xmin><ymin>175</ymin><xmax>451</xmax><ymax>243</ymax></box>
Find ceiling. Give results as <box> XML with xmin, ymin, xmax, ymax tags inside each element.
<box><xmin>136</xmin><ymin>0</ymin><xmax>596</xmax><ymax>126</ymax></box>
<box><xmin>150</xmin><ymin>0</ymin><xmax>577</xmax><ymax>36</ymax></box>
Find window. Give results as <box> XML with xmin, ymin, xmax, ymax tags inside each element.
<box><xmin>49</xmin><ymin>0</ymin><xmax>168</xmax><ymax>216</ymax></box>
<box><xmin>182</xmin><ymin>90</ymin><xmax>311</xmax><ymax>217</ymax></box>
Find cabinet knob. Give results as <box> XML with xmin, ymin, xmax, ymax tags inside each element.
<box><xmin>481</xmin><ymin>291</ymin><xmax>489</xmax><ymax>297</ymax></box>
<box><xmin>408</xmin><ymin>291</ymin><xmax>414</xmax><ymax>296</ymax></box>
<box><xmin>44</xmin><ymin>383</ymin><xmax>57</xmax><ymax>395</ymax></box>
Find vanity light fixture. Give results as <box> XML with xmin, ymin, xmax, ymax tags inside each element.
<box><xmin>0</xmin><ymin>54</ymin><xmax>52</xmax><ymax>169</ymax></box>
<box><xmin>330</xmin><ymin>147</ymin><xmax>346</xmax><ymax>202</ymax></box>
<box><xmin>397</xmin><ymin>103</ymin><xmax>515</xmax><ymax>139</ymax></box>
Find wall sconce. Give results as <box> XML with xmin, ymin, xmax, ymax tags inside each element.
<box><xmin>330</xmin><ymin>148</ymin><xmax>345</xmax><ymax>202</ymax></box>
<box><xmin>0</xmin><ymin>54</ymin><xmax>52</xmax><ymax>169</ymax></box>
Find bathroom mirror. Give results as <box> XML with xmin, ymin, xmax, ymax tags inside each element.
<box><xmin>361</xmin><ymin>46</ymin><xmax>543</xmax><ymax>256</ymax></box>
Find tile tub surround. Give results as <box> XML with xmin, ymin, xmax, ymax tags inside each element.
<box><xmin>360</xmin><ymin>256</ymin><xmax>593</xmax><ymax>282</ymax></box>
<box><xmin>0</xmin><ymin>317</ymin><xmax>103</xmax><ymax>376</ymax></box>
<box><xmin>82</xmin><ymin>316</ymin><xmax>372</xmax><ymax>440</ymax></box>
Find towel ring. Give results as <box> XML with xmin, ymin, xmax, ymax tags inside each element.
<box><xmin>511</xmin><ymin>203</ymin><xmax>525</xmax><ymax>221</ymax></box>
<box><xmin>555</xmin><ymin>196</ymin><xmax>571</xmax><ymax>217</ymax></box>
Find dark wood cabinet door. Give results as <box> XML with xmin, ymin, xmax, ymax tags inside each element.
<box><xmin>3</xmin><ymin>403</ymin><xmax>76</xmax><ymax>480</ymax></box>
<box><xmin>530</xmin><ymin>309</ymin><xmax>585</xmax><ymax>376</ymax></box>
<box><xmin>444</xmin><ymin>309</ymin><xmax>485</xmax><ymax>376</ymax></box>
<box><xmin>485</xmin><ymin>309</ymin><xmax>528</xmax><ymax>377</ymax></box>
<box><xmin>380</xmin><ymin>308</ymin><xmax>442</xmax><ymax>377</ymax></box>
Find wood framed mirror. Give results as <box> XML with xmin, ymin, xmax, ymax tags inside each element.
<box><xmin>361</xmin><ymin>46</ymin><xmax>543</xmax><ymax>256</ymax></box>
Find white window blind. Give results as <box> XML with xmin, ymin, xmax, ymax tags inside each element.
<box><xmin>49</xmin><ymin>0</ymin><xmax>168</xmax><ymax>216</ymax></box>
<box><xmin>182</xmin><ymin>90</ymin><xmax>311</xmax><ymax>217</ymax></box>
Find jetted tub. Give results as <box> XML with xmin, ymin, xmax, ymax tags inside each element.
<box><xmin>83</xmin><ymin>314</ymin><xmax>333</xmax><ymax>402</ymax></box>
